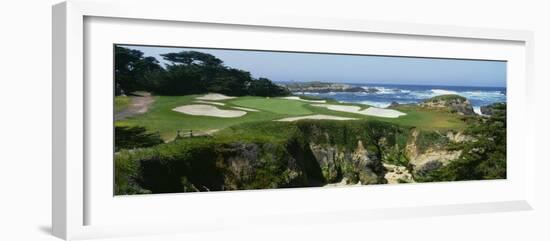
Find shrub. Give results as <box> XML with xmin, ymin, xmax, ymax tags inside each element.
<box><xmin>115</xmin><ymin>126</ymin><xmax>164</xmax><ymax>151</ymax></box>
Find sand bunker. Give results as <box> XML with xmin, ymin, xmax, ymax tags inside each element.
<box><xmin>172</xmin><ymin>104</ymin><xmax>246</xmax><ymax>118</ymax></box>
<box><xmin>232</xmin><ymin>106</ymin><xmax>259</xmax><ymax>112</ymax></box>
<box><xmin>277</xmin><ymin>114</ymin><xmax>357</xmax><ymax>122</ymax></box>
<box><xmin>312</xmin><ymin>104</ymin><xmax>406</xmax><ymax>118</ymax></box>
<box><xmin>281</xmin><ymin>96</ymin><xmax>327</xmax><ymax>103</ymax></box>
<box><xmin>193</xmin><ymin>100</ymin><xmax>225</xmax><ymax>106</ymax></box>
<box><xmin>196</xmin><ymin>93</ymin><xmax>236</xmax><ymax>101</ymax></box>
<box><xmin>362</xmin><ymin>107</ymin><xmax>406</xmax><ymax>118</ymax></box>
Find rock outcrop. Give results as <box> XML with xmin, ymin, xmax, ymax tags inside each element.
<box><xmin>388</xmin><ymin>101</ymin><xmax>400</xmax><ymax>108</ymax></box>
<box><xmin>420</xmin><ymin>94</ymin><xmax>475</xmax><ymax>115</ymax></box>
<box><xmin>404</xmin><ymin>128</ymin><xmax>463</xmax><ymax>177</ymax></box>
<box><xmin>221</xmin><ymin>142</ymin><xmax>305</xmax><ymax>190</ymax></box>
<box><xmin>480</xmin><ymin>102</ymin><xmax>505</xmax><ymax>116</ymax></box>
<box><xmin>310</xmin><ymin>140</ymin><xmax>386</xmax><ymax>185</ymax></box>
<box><xmin>384</xmin><ymin>164</ymin><xmax>414</xmax><ymax>184</ymax></box>
<box><xmin>283</xmin><ymin>81</ymin><xmax>376</xmax><ymax>94</ymax></box>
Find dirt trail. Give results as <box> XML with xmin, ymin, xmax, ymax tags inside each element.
<box><xmin>115</xmin><ymin>94</ymin><xmax>154</xmax><ymax>120</ymax></box>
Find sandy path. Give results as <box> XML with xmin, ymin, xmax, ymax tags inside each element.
<box><xmin>196</xmin><ymin>93</ymin><xmax>236</xmax><ymax>101</ymax></box>
<box><xmin>115</xmin><ymin>94</ymin><xmax>154</xmax><ymax>121</ymax></box>
<box><xmin>312</xmin><ymin>104</ymin><xmax>406</xmax><ymax>118</ymax></box>
<box><xmin>172</xmin><ymin>104</ymin><xmax>246</xmax><ymax>118</ymax></box>
<box><xmin>281</xmin><ymin>96</ymin><xmax>327</xmax><ymax>103</ymax></box>
<box><xmin>276</xmin><ymin>114</ymin><xmax>357</xmax><ymax>122</ymax></box>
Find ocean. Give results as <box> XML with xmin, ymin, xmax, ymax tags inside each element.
<box><xmin>295</xmin><ymin>83</ymin><xmax>506</xmax><ymax>115</ymax></box>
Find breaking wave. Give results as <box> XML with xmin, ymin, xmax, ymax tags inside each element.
<box><xmin>295</xmin><ymin>84</ymin><xmax>506</xmax><ymax>108</ymax></box>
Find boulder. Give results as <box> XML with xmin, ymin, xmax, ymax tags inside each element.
<box><xmin>413</xmin><ymin>160</ymin><xmax>443</xmax><ymax>177</ymax></box>
<box><xmin>388</xmin><ymin>101</ymin><xmax>400</xmax><ymax>108</ymax></box>
<box><xmin>345</xmin><ymin>86</ymin><xmax>369</xmax><ymax>92</ymax></box>
<box><xmin>383</xmin><ymin>164</ymin><xmax>414</xmax><ymax>184</ymax></box>
<box><xmin>364</xmin><ymin>87</ymin><xmax>380</xmax><ymax>93</ymax></box>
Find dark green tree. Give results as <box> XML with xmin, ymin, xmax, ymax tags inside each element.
<box><xmin>154</xmin><ymin>64</ymin><xmax>203</xmax><ymax>95</ymax></box>
<box><xmin>248</xmin><ymin>77</ymin><xmax>290</xmax><ymax>97</ymax></box>
<box><xmin>115</xmin><ymin>126</ymin><xmax>164</xmax><ymax>151</ymax></box>
<box><xmin>114</xmin><ymin>46</ymin><xmax>163</xmax><ymax>94</ymax></box>
<box><xmin>161</xmin><ymin>51</ymin><xmax>223</xmax><ymax>67</ymax></box>
<box><xmin>115</xmin><ymin>46</ymin><xmax>289</xmax><ymax>97</ymax></box>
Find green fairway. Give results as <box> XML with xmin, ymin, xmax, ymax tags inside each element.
<box><xmin>117</xmin><ymin>95</ymin><xmax>277</xmax><ymax>140</ymax></box>
<box><xmin>372</xmin><ymin>105</ymin><xmax>468</xmax><ymax>130</ymax></box>
<box><xmin>229</xmin><ymin>97</ymin><xmax>312</xmax><ymax>115</ymax></box>
<box><xmin>114</xmin><ymin>96</ymin><xmax>130</xmax><ymax>112</ymax></box>
<box><xmin>115</xmin><ymin>94</ymin><xmax>467</xmax><ymax>140</ymax></box>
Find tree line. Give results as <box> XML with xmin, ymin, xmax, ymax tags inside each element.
<box><xmin>114</xmin><ymin>46</ymin><xmax>290</xmax><ymax>97</ymax></box>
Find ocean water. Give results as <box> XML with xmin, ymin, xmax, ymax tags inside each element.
<box><xmin>296</xmin><ymin>83</ymin><xmax>506</xmax><ymax>115</ymax></box>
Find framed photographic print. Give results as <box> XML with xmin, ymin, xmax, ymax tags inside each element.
<box><xmin>52</xmin><ymin>0</ymin><xmax>535</xmax><ymax>240</ymax></box>
<box><xmin>112</xmin><ymin>44</ymin><xmax>509</xmax><ymax>194</ymax></box>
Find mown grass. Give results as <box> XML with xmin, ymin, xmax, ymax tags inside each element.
<box><xmin>118</xmin><ymin>95</ymin><xmax>283</xmax><ymax>140</ymax></box>
<box><xmin>116</xmin><ymin>95</ymin><xmax>467</xmax><ymax>140</ymax></box>
<box><xmin>374</xmin><ymin>105</ymin><xmax>468</xmax><ymax>131</ymax></box>
<box><xmin>229</xmin><ymin>97</ymin><xmax>313</xmax><ymax>115</ymax></box>
<box><xmin>114</xmin><ymin>96</ymin><xmax>130</xmax><ymax>112</ymax></box>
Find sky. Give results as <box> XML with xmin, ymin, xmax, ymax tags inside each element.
<box><xmin>119</xmin><ymin>44</ymin><xmax>507</xmax><ymax>87</ymax></box>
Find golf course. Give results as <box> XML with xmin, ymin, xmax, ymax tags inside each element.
<box><xmin>113</xmin><ymin>45</ymin><xmax>506</xmax><ymax>195</ymax></box>
<box><xmin>115</xmin><ymin>93</ymin><xmax>468</xmax><ymax>141</ymax></box>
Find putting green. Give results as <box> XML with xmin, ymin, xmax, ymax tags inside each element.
<box><xmin>229</xmin><ymin>97</ymin><xmax>313</xmax><ymax>115</ymax></box>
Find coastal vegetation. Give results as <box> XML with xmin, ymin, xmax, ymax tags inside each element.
<box><xmin>416</xmin><ymin>103</ymin><xmax>507</xmax><ymax>181</ymax></box>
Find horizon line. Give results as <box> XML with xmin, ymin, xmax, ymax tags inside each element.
<box><xmin>274</xmin><ymin>80</ymin><xmax>506</xmax><ymax>89</ymax></box>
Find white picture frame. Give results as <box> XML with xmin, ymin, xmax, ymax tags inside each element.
<box><xmin>52</xmin><ymin>0</ymin><xmax>535</xmax><ymax>240</ymax></box>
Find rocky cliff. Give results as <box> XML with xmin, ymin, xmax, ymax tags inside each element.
<box><xmin>282</xmin><ymin>81</ymin><xmax>373</xmax><ymax>93</ymax></box>
<box><xmin>420</xmin><ymin>94</ymin><xmax>475</xmax><ymax>115</ymax></box>
<box><xmin>310</xmin><ymin>140</ymin><xmax>386</xmax><ymax>185</ymax></box>
<box><xmin>405</xmin><ymin>129</ymin><xmax>465</xmax><ymax>178</ymax></box>
<box><xmin>116</xmin><ymin>120</ymin><xmax>467</xmax><ymax>194</ymax></box>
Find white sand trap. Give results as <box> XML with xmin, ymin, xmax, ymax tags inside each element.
<box><xmin>277</xmin><ymin>114</ymin><xmax>357</xmax><ymax>122</ymax></box>
<box><xmin>312</xmin><ymin>104</ymin><xmax>406</xmax><ymax>118</ymax></box>
<box><xmin>172</xmin><ymin>104</ymin><xmax>246</xmax><ymax>118</ymax></box>
<box><xmin>193</xmin><ymin>100</ymin><xmax>225</xmax><ymax>106</ymax></box>
<box><xmin>196</xmin><ymin>93</ymin><xmax>236</xmax><ymax>101</ymax></box>
<box><xmin>232</xmin><ymin>106</ymin><xmax>259</xmax><ymax>112</ymax></box>
<box><xmin>281</xmin><ymin>96</ymin><xmax>327</xmax><ymax>103</ymax></box>
<box><xmin>362</xmin><ymin>107</ymin><xmax>406</xmax><ymax>118</ymax></box>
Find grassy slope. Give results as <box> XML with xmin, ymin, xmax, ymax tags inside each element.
<box><xmin>375</xmin><ymin>105</ymin><xmax>467</xmax><ymax>130</ymax></box>
<box><xmin>115</xmin><ymin>95</ymin><xmax>467</xmax><ymax>140</ymax></box>
<box><xmin>114</xmin><ymin>96</ymin><xmax>130</xmax><ymax>112</ymax></box>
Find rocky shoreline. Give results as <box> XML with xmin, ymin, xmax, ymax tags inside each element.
<box><xmin>282</xmin><ymin>81</ymin><xmax>378</xmax><ymax>93</ymax></box>
<box><xmin>281</xmin><ymin>82</ymin><xmax>501</xmax><ymax>117</ymax></box>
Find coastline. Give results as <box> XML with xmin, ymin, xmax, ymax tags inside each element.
<box><xmin>280</xmin><ymin>81</ymin><xmax>506</xmax><ymax>109</ymax></box>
